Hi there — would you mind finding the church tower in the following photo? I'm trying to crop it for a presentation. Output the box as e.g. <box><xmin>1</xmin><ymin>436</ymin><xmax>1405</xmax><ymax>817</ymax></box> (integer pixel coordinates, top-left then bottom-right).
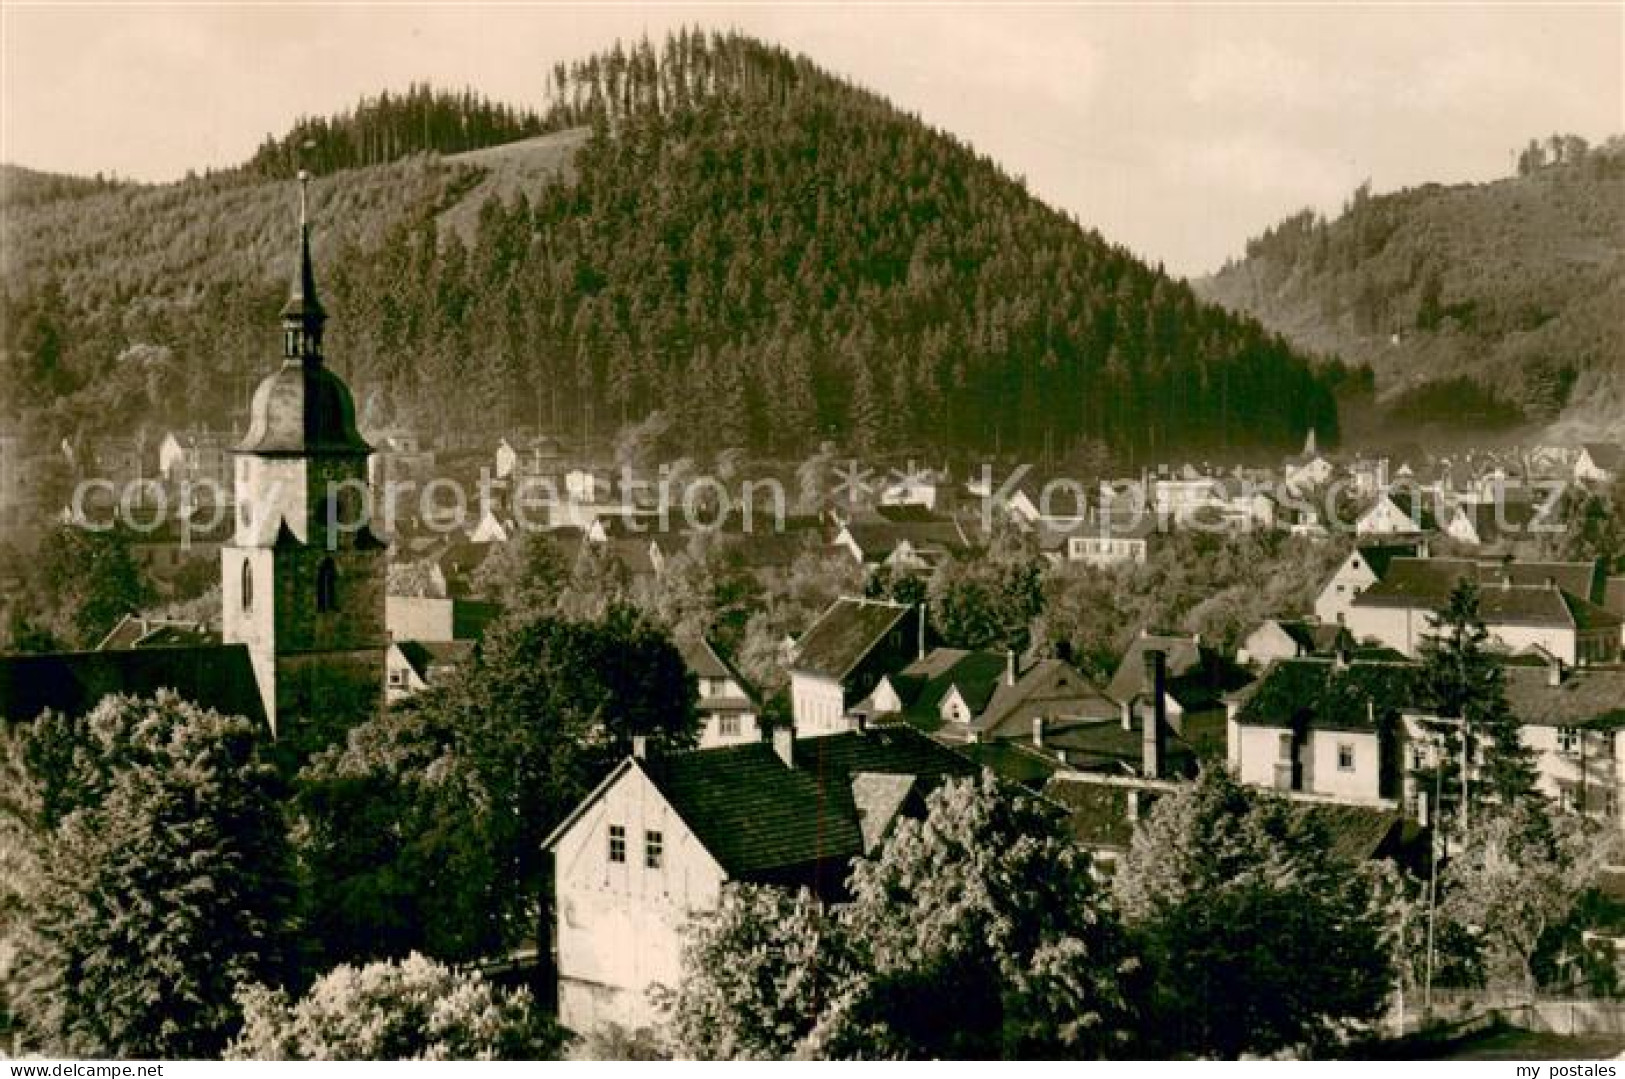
<box><xmin>223</xmin><ymin>172</ymin><xmax>386</xmax><ymax>742</ymax></box>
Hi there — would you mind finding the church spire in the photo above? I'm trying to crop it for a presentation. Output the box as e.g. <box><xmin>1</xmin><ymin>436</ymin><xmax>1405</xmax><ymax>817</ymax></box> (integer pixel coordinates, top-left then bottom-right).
<box><xmin>280</xmin><ymin>169</ymin><xmax>326</xmax><ymax>364</ymax></box>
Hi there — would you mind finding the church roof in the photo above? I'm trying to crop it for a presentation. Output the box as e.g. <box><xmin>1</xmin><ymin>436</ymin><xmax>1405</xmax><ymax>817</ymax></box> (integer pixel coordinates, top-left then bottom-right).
<box><xmin>238</xmin><ymin>178</ymin><xmax>368</xmax><ymax>458</ymax></box>
<box><xmin>0</xmin><ymin>644</ymin><xmax>266</xmax><ymax>727</ymax></box>
<box><xmin>237</xmin><ymin>361</ymin><xmax>371</xmax><ymax>457</ymax></box>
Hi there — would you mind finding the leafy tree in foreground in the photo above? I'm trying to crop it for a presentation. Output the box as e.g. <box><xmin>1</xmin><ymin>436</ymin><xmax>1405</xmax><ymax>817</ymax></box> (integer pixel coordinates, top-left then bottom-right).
<box><xmin>291</xmin><ymin>701</ymin><xmax>493</xmax><ymax>965</ymax></box>
<box><xmin>813</xmin><ymin>772</ymin><xmax>1136</xmax><ymax>1060</ymax></box>
<box><xmin>665</xmin><ymin>773</ymin><xmax>1133</xmax><ymax>1060</ymax></box>
<box><xmin>663</xmin><ymin>885</ymin><xmax>849</xmax><ymax>1060</ymax></box>
<box><xmin>1114</xmin><ymin>768</ymin><xmax>1391</xmax><ymax>1058</ymax></box>
<box><xmin>226</xmin><ymin>953</ymin><xmax>566</xmax><ymax>1060</ymax></box>
<box><xmin>1440</xmin><ymin>803</ymin><xmax>1604</xmax><ymax>994</ymax></box>
<box><xmin>3</xmin><ymin>693</ymin><xmax>297</xmax><ymax>1058</ymax></box>
<box><xmin>294</xmin><ymin>607</ymin><xmax>697</xmax><ymax>966</ymax></box>
<box><xmin>32</xmin><ymin>522</ymin><xmax>153</xmax><ymax>648</ymax></box>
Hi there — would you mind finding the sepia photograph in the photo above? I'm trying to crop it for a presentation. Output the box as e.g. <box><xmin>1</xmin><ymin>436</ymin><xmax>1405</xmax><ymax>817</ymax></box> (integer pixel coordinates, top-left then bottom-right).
<box><xmin>1</xmin><ymin>0</ymin><xmax>1623</xmax><ymax>1064</ymax></box>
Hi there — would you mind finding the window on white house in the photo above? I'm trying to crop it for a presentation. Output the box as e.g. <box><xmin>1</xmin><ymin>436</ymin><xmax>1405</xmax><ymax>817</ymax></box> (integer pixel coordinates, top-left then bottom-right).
<box><xmin>608</xmin><ymin>825</ymin><xmax>626</xmax><ymax>864</ymax></box>
<box><xmin>1338</xmin><ymin>744</ymin><xmax>1355</xmax><ymax>772</ymax></box>
<box><xmin>1558</xmin><ymin>728</ymin><xmax>1581</xmax><ymax>756</ymax></box>
<box><xmin>645</xmin><ymin>830</ymin><xmax>664</xmax><ymax>870</ymax></box>
<box><xmin>388</xmin><ymin>668</ymin><xmax>405</xmax><ymax>687</ymax></box>
<box><xmin>719</xmin><ymin>714</ymin><xmax>741</xmax><ymax>737</ymax></box>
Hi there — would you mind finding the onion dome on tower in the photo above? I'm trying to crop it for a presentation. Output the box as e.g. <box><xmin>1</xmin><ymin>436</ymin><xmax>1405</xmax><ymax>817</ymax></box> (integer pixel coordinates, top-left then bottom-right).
<box><xmin>238</xmin><ymin>170</ymin><xmax>370</xmax><ymax>457</ymax></box>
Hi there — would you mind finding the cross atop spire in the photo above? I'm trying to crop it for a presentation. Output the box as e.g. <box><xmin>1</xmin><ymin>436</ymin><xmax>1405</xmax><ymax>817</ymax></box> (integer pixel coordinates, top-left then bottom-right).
<box><xmin>280</xmin><ymin>168</ymin><xmax>326</xmax><ymax>364</ymax></box>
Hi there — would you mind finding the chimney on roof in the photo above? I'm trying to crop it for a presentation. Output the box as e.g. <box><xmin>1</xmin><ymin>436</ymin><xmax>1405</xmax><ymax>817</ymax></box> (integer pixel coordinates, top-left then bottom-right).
<box><xmin>1006</xmin><ymin>649</ymin><xmax>1017</xmax><ymax>687</ymax></box>
<box><xmin>772</xmin><ymin>724</ymin><xmax>795</xmax><ymax>768</ymax></box>
<box><xmin>918</xmin><ymin>602</ymin><xmax>927</xmax><ymax>660</ymax></box>
<box><xmin>1545</xmin><ymin>575</ymin><xmax>1556</xmax><ymax>591</ymax></box>
<box><xmin>1548</xmin><ymin>655</ymin><xmax>1564</xmax><ymax>688</ymax></box>
<box><xmin>1417</xmin><ymin>538</ymin><xmax>1430</xmax><ymax>560</ymax></box>
<box><xmin>1143</xmin><ymin>648</ymin><xmax>1167</xmax><ymax>780</ymax></box>
<box><xmin>632</xmin><ymin>736</ymin><xmax>648</xmax><ymax>761</ymax></box>
<box><xmin>1032</xmin><ymin>716</ymin><xmax>1045</xmax><ymax>748</ymax></box>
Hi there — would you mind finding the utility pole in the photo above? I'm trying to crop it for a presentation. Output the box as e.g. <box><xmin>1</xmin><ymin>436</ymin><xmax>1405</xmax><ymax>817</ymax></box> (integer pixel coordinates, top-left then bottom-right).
<box><xmin>1424</xmin><ymin>752</ymin><xmax>1444</xmax><ymax>1020</ymax></box>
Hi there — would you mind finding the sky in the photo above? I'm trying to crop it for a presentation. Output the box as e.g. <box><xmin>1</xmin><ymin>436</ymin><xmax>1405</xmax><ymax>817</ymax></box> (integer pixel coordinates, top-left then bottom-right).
<box><xmin>1</xmin><ymin>3</ymin><xmax>1620</xmax><ymax>276</ymax></box>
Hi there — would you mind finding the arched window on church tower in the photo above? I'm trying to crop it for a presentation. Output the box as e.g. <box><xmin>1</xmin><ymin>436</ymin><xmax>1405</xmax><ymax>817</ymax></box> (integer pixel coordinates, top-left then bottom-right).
<box><xmin>241</xmin><ymin>559</ymin><xmax>253</xmax><ymax>612</ymax></box>
<box><xmin>316</xmin><ymin>557</ymin><xmax>338</xmax><ymax>613</ymax></box>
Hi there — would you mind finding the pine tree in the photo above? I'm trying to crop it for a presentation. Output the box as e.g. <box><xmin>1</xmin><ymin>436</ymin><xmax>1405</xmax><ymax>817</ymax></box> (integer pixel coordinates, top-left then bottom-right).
<box><xmin>1416</xmin><ymin>579</ymin><xmax>1543</xmax><ymax>823</ymax></box>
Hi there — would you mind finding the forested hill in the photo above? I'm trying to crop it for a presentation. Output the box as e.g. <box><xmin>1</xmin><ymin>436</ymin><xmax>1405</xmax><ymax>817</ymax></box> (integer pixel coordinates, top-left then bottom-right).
<box><xmin>3</xmin><ymin>30</ymin><xmax>1339</xmax><ymax>463</ymax></box>
<box><xmin>1199</xmin><ymin>137</ymin><xmax>1625</xmax><ymax>440</ymax></box>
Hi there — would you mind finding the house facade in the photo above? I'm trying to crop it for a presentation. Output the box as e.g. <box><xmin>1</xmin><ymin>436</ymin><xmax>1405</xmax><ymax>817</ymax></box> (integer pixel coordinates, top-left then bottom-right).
<box><xmin>543</xmin><ymin>728</ymin><xmax>973</xmax><ymax>1035</ymax></box>
<box><xmin>1344</xmin><ymin>559</ymin><xmax>1621</xmax><ymax>666</ymax></box>
<box><xmin>1228</xmin><ymin>657</ymin><xmax>1416</xmax><ymax>806</ymax></box>
<box><xmin>679</xmin><ymin>636</ymin><xmax>762</xmax><ymax>747</ymax></box>
<box><xmin>546</xmin><ymin>754</ymin><xmax>732</xmax><ymax>1033</ymax></box>
<box><xmin>1312</xmin><ymin>544</ymin><xmax>1419</xmax><ymax>626</ymax></box>
<box><xmin>1237</xmin><ymin>618</ymin><xmax>1353</xmax><ymax>670</ymax></box>
<box><xmin>787</xmin><ymin>597</ymin><xmax>922</xmax><ymax>735</ymax></box>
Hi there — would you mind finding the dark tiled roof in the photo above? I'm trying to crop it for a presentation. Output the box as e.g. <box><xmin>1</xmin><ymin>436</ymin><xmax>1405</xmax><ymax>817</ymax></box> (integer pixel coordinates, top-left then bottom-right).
<box><xmin>1581</xmin><ymin>443</ymin><xmax>1625</xmax><ymax>471</ymax></box>
<box><xmin>888</xmin><ymin>648</ymin><xmax>1009</xmax><ymax>720</ymax></box>
<box><xmin>1043</xmin><ymin>777</ymin><xmax>1150</xmax><ymax>851</ymax></box>
<box><xmin>1504</xmin><ymin>667</ymin><xmax>1625</xmax><ymax>729</ymax></box>
<box><xmin>1297</xmin><ymin>802</ymin><xmax>1417</xmax><ymax>865</ymax></box>
<box><xmin>980</xmin><ymin>658</ymin><xmax>1118</xmax><ymax>737</ymax></box>
<box><xmin>643</xmin><ymin>743</ymin><xmax>865</xmax><ymax>877</ymax></box>
<box><xmin>679</xmin><ymin>636</ymin><xmax>761</xmax><ymax>708</ymax></box>
<box><xmin>1107</xmin><ymin>636</ymin><xmax>1250</xmax><ymax>712</ymax></box>
<box><xmin>1235</xmin><ymin>657</ymin><xmax>1422</xmax><ymax>732</ymax></box>
<box><xmin>1453</xmin><ymin>500</ymin><xmax>1554</xmax><ymax>542</ymax></box>
<box><xmin>1040</xmin><ymin>718</ymin><xmax>1198</xmax><ymax>775</ymax></box>
<box><xmin>0</xmin><ymin>644</ymin><xmax>265</xmax><ymax>727</ymax></box>
<box><xmin>873</xmin><ymin>504</ymin><xmax>944</xmax><ymax>524</ymax></box>
<box><xmin>396</xmin><ymin>639</ymin><xmax>473</xmax><ymax>681</ymax></box>
<box><xmin>1484</xmin><ymin>560</ymin><xmax>1603</xmax><ymax>600</ymax></box>
<box><xmin>790</xmin><ymin>597</ymin><xmax>914</xmax><ymax>680</ymax></box>
<box><xmin>953</xmin><ymin>740</ymin><xmax>1060</xmax><ymax>789</ymax></box>
<box><xmin>841</xmin><ymin>511</ymin><xmax>967</xmax><ymax>558</ymax></box>
<box><xmin>635</xmin><ymin>727</ymin><xmax>972</xmax><ymax>879</ymax></box>
<box><xmin>1605</xmin><ymin>577</ymin><xmax>1625</xmax><ymax>618</ymax></box>
<box><xmin>794</xmin><ymin>726</ymin><xmax>978</xmax><ymax>789</ymax></box>
<box><xmin>1268</xmin><ymin>619</ymin><xmax>1353</xmax><ymax>656</ymax></box>
<box><xmin>1354</xmin><ymin>543</ymin><xmax>1421</xmax><ymax>580</ymax></box>
<box><xmin>678</xmin><ymin>636</ymin><xmax>731</xmax><ymax>680</ymax></box>
<box><xmin>716</xmin><ymin>530</ymin><xmax>818</xmax><ymax>571</ymax></box>
<box><xmin>1357</xmin><ymin>557</ymin><xmax>1602</xmax><ymax>607</ymax></box>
